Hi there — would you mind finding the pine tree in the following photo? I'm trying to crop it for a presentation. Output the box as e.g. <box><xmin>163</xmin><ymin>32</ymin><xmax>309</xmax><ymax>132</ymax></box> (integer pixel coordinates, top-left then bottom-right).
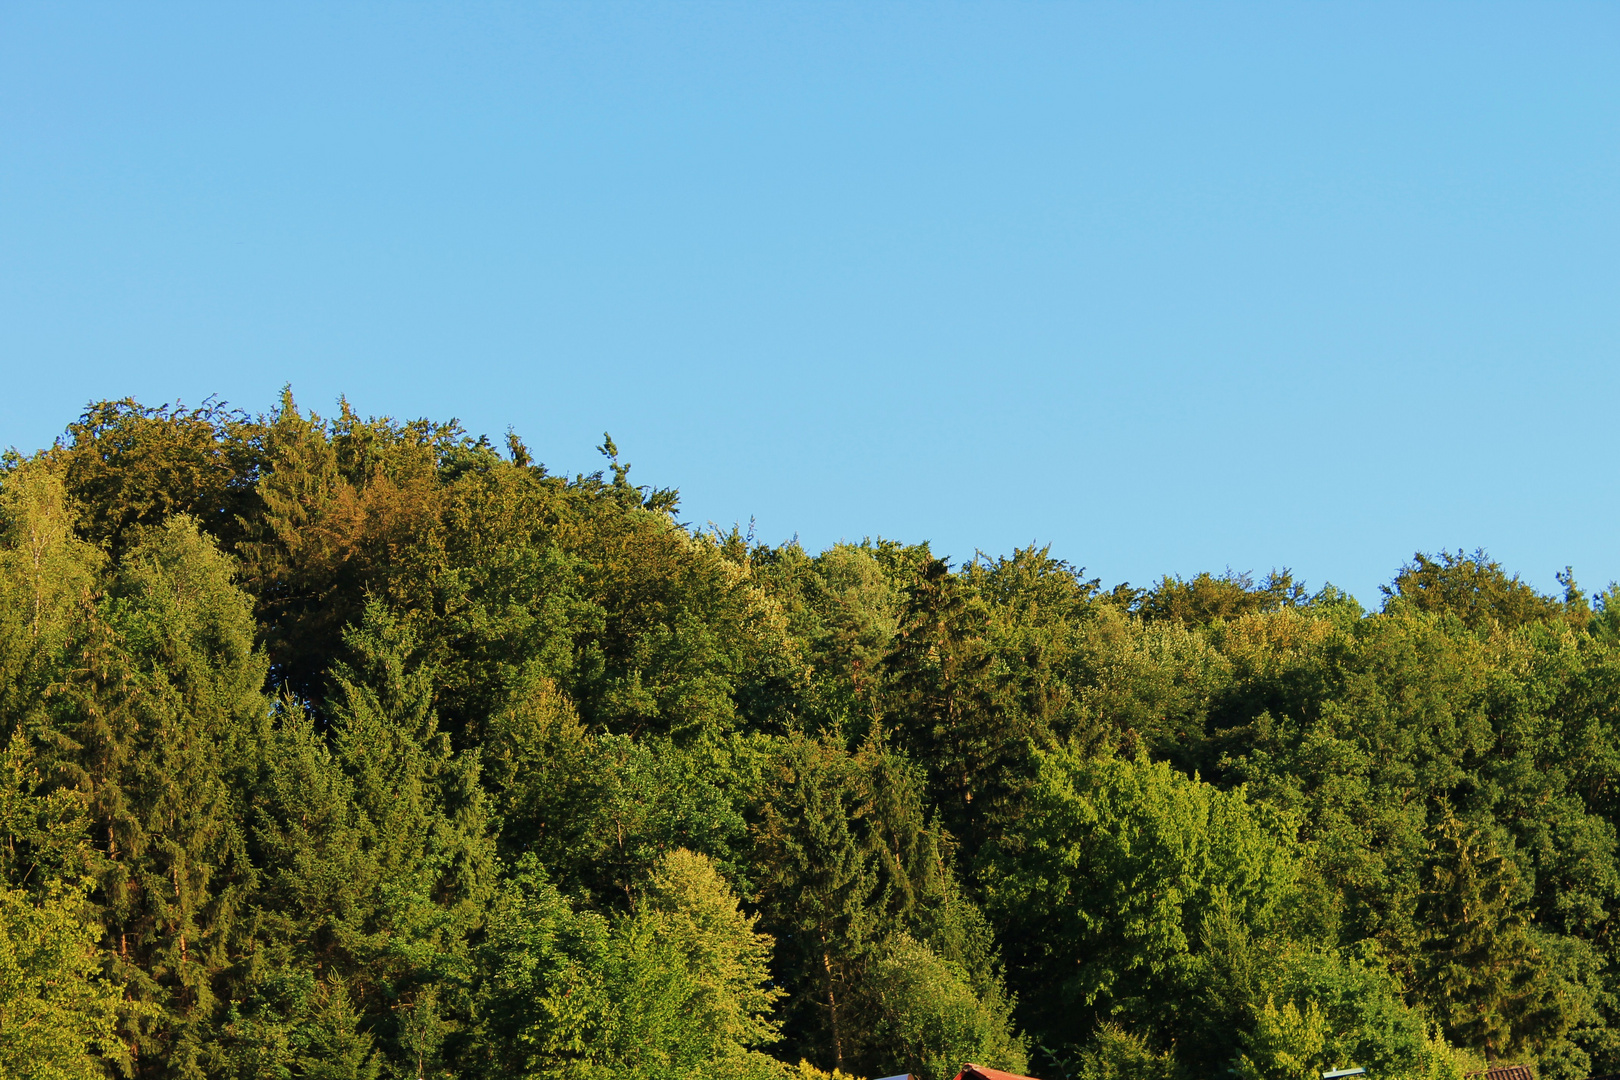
<box><xmin>257</xmin><ymin>600</ymin><xmax>493</xmax><ymax>1077</ymax></box>
<box><xmin>884</xmin><ymin>558</ymin><xmax>1021</xmax><ymax>858</ymax></box>
<box><xmin>751</xmin><ymin>736</ymin><xmax>882</xmax><ymax>1071</ymax></box>
<box><xmin>1417</xmin><ymin>812</ymin><xmax>1570</xmax><ymax>1062</ymax></box>
<box><xmin>32</xmin><ymin>516</ymin><xmax>266</xmax><ymax>1077</ymax></box>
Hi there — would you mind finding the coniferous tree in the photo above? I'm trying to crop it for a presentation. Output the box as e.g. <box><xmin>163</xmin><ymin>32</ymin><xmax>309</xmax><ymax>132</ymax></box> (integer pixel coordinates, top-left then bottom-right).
<box><xmin>885</xmin><ymin>558</ymin><xmax>1022</xmax><ymax>859</ymax></box>
<box><xmin>18</xmin><ymin>515</ymin><xmax>267</xmax><ymax>1077</ymax></box>
<box><xmin>1418</xmin><ymin>812</ymin><xmax>1571</xmax><ymax>1062</ymax></box>
<box><xmin>750</xmin><ymin>736</ymin><xmax>881</xmax><ymax>1072</ymax></box>
<box><xmin>21</xmin><ymin>395</ymin><xmax>1620</xmax><ymax>1080</ymax></box>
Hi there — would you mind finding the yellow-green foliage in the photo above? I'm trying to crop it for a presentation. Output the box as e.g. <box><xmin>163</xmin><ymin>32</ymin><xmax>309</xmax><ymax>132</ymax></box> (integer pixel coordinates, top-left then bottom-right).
<box><xmin>0</xmin><ymin>884</ymin><xmax>125</xmax><ymax>1080</ymax></box>
<box><xmin>788</xmin><ymin>1061</ymin><xmax>868</xmax><ymax>1080</ymax></box>
<box><xmin>3</xmin><ymin>397</ymin><xmax>1619</xmax><ymax>1080</ymax></box>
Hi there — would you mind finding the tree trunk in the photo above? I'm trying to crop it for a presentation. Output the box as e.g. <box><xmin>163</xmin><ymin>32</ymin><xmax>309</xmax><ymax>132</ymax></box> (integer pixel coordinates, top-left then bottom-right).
<box><xmin>821</xmin><ymin>930</ymin><xmax>843</xmax><ymax>1070</ymax></box>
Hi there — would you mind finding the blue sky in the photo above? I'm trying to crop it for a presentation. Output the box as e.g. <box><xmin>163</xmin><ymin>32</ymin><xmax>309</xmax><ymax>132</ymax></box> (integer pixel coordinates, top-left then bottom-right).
<box><xmin>2</xmin><ymin>3</ymin><xmax>1617</xmax><ymax>603</ymax></box>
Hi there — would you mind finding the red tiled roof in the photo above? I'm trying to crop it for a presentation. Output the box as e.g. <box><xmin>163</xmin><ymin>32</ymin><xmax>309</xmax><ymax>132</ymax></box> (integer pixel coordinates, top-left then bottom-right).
<box><xmin>1466</xmin><ymin>1068</ymin><xmax>1533</xmax><ymax>1080</ymax></box>
<box><xmin>951</xmin><ymin>1065</ymin><xmax>1041</xmax><ymax>1080</ymax></box>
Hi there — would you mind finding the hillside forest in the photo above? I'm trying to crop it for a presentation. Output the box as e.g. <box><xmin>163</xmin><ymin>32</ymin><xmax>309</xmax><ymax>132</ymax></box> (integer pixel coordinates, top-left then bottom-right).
<box><xmin>7</xmin><ymin>395</ymin><xmax>1620</xmax><ymax>1080</ymax></box>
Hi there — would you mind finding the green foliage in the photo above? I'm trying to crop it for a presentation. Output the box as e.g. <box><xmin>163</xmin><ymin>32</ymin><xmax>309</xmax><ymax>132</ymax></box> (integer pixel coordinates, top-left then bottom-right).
<box><xmin>1384</xmin><ymin>549</ymin><xmax>1571</xmax><ymax>631</ymax></box>
<box><xmin>643</xmin><ymin>847</ymin><xmax>783</xmax><ymax>1038</ymax></box>
<box><xmin>867</xmin><ymin>933</ymin><xmax>1027</xmax><ymax>1080</ymax></box>
<box><xmin>16</xmin><ymin>394</ymin><xmax>1620</xmax><ymax>1080</ymax></box>
<box><xmin>212</xmin><ymin>971</ymin><xmax>379</xmax><ymax>1080</ymax></box>
<box><xmin>46</xmin><ymin>397</ymin><xmax>261</xmax><ymax>558</ymax></box>
<box><xmin>251</xmin><ymin>600</ymin><xmax>494</xmax><ymax>1076</ymax></box>
<box><xmin>987</xmin><ymin>751</ymin><xmax>1303</xmax><ymax>1055</ymax></box>
<box><xmin>1071</xmin><ymin>1025</ymin><xmax>1176</xmax><ymax>1080</ymax></box>
<box><xmin>1135</xmin><ymin>569</ymin><xmax>1307</xmax><ymax>627</ymax></box>
<box><xmin>1417</xmin><ymin>812</ymin><xmax>1572</xmax><ymax>1061</ymax></box>
<box><xmin>1069</xmin><ymin>605</ymin><xmax>1232</xmax><ymax>766</ymax></box>
<box><xmin>0</xmin><ymin>882</ymin><xmax>128</xmax><ymax>1079</ymax></box>
<box><xmin>5</xmin><ymin>512</ymin><xmax>270</xmax><ymax>1076</ymax></box>
<box><xmin>749</xmin><ymin>734</ymin><xmax>890</xmax><ymax>1070</ymax></box>
<box><xmin>0</xmin><ymin>734</ymin><xmax>131</xmax><ymax>1079</ymax></box>
<box><xmin>1226</xmin><ymin>942</ymin><xmax>1459</xmax><ymax>1080</ymax></box>
<box><xmin>498</xmin><ymin>725</ymin><xmax>756</xmax><ymax>904</ymax></box>
<box><xmin>465</xmin><ymin>850</ymin><xmax>782</xmax><ymax>1080</ymax></box>
<box><xmin>885</xmin><ymin>557</ymin><xmax>1023</xmax><ymax>856</ymax></box>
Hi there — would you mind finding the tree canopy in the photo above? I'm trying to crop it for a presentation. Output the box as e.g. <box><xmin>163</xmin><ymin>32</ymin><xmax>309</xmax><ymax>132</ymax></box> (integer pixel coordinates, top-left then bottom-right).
<box><xmin>3</xmin><ymin>393</ymin><xmax>1618</xmax><ymax>1080</ymax></box>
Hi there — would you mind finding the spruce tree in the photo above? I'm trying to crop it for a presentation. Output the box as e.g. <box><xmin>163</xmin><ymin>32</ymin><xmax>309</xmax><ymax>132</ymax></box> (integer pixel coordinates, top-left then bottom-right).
<box><xmin>26</xmin><ymin>516</ymin><xmax>267</xmax><ymax>1077</ymax></box>
<box><xmin>884</xmin><ymin>558</ymin><xmax>1021</xmax><ymax>858</ymax></box>
<box><xmin>1417</xmin><ymin>812</ymin><xmax>1570</xmax><ymax>1061</ymax></box>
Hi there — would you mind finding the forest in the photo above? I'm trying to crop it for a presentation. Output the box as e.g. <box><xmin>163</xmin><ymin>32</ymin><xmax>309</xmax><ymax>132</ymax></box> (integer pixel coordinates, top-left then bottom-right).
<box><xmin>5</xmin><ymin>393</ymin><xmax>1620</xmax><ymax>1080</ymax></box>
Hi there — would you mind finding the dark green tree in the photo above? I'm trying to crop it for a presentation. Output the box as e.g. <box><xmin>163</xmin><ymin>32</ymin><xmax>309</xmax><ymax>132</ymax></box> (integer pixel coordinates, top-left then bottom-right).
<box><xmin>885</xmin><ymin>558</ymin><xmax>1023</xmax><ymax>858</ymax></box>
<box><xmin>1417</xmin><ymin>811</ymin><xmax>1571</xmax><ymax>1062</ymax></box>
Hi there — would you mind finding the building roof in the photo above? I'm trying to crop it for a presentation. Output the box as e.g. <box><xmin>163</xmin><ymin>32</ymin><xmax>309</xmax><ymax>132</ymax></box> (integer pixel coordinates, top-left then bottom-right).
<box><xmin>1466</xmin><ymin>1068</ymin><xmax>1533</xmax><ymax>1080</ymax></box>
<box><xmin>949</xmin><ymin>1065</ymin><xmax>1041</xmax><ymax>1080</ymax></box>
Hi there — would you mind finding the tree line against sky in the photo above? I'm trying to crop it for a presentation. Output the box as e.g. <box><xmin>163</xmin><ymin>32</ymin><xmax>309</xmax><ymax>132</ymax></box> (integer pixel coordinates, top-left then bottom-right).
<box><xmin>4</xmin><ymin>393</ymin><xmax>1619</xmax><ymax>1080</ymax></box>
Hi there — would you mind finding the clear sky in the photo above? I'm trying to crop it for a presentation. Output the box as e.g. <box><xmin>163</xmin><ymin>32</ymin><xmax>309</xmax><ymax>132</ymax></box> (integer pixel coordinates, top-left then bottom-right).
<box><xmin>2</xmin><ymin>3</ymin><xmax>1617</xmax><ymax>604</ymax></box>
